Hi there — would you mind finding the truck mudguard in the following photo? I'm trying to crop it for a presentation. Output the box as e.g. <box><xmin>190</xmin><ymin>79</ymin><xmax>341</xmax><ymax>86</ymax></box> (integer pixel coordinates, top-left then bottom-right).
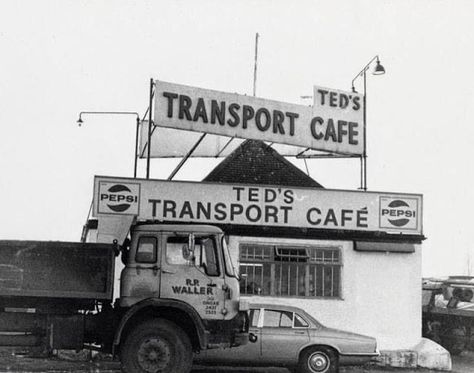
<box><xmin>114</xmin><ymin>298</ymin><xmax>208</xmax><ymax>350</ymax></box>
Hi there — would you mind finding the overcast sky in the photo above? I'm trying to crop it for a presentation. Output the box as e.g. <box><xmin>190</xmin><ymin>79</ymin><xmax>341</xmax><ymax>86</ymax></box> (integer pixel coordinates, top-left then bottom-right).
<box><xmin>0</xmin><ymin>0</ymin><xmax>472</xmax><ymax>276</ymax></box>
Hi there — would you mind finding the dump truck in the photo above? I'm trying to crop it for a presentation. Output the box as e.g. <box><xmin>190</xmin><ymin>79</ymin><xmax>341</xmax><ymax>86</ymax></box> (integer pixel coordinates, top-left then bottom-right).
<box><xmin>0</xmin><ymin>176</ymin><xmax>249</xmax><ymax>373</ymax></box>
<box><xmin>422</xmin><ymin>276</ymin><xmax>474</xmax><ymax>355</ymax></box>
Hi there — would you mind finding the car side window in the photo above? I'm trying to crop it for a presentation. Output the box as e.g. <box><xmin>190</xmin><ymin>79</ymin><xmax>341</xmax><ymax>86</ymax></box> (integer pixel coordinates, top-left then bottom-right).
<box><xmin>294</xmin><ymin>313</ymin><xmax>309</xmax><ymax>328</ymax></box>
<box><xmin>249</xmin><ymin>309</ymin><xmax>260</xmax><ymax>327</ymax></box>
<box><xmin>263</xmin><ymin>310</ymin><xmax>293</xmax><ymax>328</ymax></box>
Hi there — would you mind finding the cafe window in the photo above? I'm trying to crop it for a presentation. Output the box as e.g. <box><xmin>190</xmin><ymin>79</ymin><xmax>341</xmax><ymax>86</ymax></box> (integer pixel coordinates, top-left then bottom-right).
<box><xmin>239</xmin><ymin>244</ymin><xmax>341</xmax><ymax>298</ymax></box>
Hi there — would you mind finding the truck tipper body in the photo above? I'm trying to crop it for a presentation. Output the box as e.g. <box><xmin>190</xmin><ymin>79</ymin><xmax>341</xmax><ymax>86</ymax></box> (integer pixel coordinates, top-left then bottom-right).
<box><xmin>0</xmin><ymin>176</ymin><xmax>249</xmax><ymax>373</ymax></box>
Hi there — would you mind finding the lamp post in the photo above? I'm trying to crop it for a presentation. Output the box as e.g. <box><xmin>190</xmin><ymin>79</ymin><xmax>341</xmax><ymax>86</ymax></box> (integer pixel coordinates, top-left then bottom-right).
<box><xmin>351</xmin><ymin>56</ymin><xmax>385</xmax><ymax>191</ymax></box>
<box><xmin>76</xmin><ymin>111</ymin><xmax>141</xmax><ymax>178</ymax></box>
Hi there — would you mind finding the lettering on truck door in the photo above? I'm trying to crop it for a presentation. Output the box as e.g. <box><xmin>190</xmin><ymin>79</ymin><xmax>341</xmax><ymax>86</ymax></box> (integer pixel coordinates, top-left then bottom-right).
<box><xmin>160</xmin><ymin>233</ymin><xmax>226</xmax><ymax>319</ymax></box>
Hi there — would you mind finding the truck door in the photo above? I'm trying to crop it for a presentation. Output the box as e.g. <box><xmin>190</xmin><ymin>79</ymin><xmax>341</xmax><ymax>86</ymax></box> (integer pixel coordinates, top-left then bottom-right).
<box><xmin>120</xmin><ymin>233</ymin><xmax>161</xmax><ymax>304</ymax></box>
<box><xmin>160</xmin><ymin>233</ymin><xmax>227</xmax><ymax>320</ymax></box>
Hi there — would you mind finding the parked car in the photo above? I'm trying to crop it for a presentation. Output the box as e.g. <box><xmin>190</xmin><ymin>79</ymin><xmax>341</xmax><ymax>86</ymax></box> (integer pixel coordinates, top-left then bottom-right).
<box><xmin>194</xmin><ymin>303</ymin><xmax>378</xmax><ymax>373</ymax></box>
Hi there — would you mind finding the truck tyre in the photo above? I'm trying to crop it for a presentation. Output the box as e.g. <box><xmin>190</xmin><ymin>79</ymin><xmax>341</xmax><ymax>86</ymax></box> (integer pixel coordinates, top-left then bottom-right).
<box><xmin>298</xmin><ymin>347</ymin><xmax>338</xmax><ymax>373</ymax></box>
<box><xmin>121</xmin><ymin>319</ymin><xmax>192</xmax><ymax>373</ymax></box>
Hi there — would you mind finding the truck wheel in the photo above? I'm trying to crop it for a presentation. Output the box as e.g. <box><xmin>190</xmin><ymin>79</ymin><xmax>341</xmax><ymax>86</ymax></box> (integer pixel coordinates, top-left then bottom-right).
<box><xmin>121</xmin><ymin>319</ymin><xmax>192</xmax><ymax>373</ymax></box>
<box><xmin>298</xmin><ymin>347</ymin><xmax>338</xmax><ymax>373</ymax></box>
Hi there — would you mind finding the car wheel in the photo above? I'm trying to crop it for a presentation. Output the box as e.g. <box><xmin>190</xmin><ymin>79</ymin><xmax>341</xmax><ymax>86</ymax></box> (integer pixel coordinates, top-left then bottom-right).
<box><xmin>298</xmin><ymin>347</ymin><xmax>338</xmax><ymax>373</ymax></box>
<box><xmin>121</xmin><ymin>318</ymin><xmax>192</xmax><ymax>373</ymax></box>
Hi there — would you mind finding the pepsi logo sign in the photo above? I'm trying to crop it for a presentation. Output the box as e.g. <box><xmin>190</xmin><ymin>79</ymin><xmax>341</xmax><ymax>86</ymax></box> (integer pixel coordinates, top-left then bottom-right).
<box><xmin>97</xmin><ymin>182</ymin><xmax>140</xmax><ymax>215</ymax></box>
<box><xmin>379</xmin><ymin>197</ymin><xmax>418</xmax><ymax>230</ymax></box>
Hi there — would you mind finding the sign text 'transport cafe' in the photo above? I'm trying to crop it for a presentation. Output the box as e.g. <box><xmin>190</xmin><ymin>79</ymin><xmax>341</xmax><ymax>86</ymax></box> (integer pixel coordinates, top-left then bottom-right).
<box><xmin>152</xmin><ymin>80</ymin><xmax>365</xmax><ymax>155</ymax></box>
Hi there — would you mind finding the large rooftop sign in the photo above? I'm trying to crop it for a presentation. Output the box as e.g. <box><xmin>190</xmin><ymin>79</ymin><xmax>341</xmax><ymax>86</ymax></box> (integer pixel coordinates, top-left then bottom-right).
<box><xmin>93</xmin><ymin>176</ymin><xmax>423</xmax><ymax>236</ymax></box>
<box><xmin>150</xmin><ymin>80</ymin><xmax>364</xmax><ymax>156</ymax></box>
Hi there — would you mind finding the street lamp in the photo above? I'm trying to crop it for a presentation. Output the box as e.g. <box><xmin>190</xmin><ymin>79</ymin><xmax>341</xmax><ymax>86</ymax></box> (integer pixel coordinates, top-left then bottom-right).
<box><xmin>351</xmin><ymin>55</ymin><xmax>386</xmax><ymax>191</ymax></box>
<box><xmin>76</xmin><ymin>111</ymin><xmax>141</xmax><ymax>178</ymax></box>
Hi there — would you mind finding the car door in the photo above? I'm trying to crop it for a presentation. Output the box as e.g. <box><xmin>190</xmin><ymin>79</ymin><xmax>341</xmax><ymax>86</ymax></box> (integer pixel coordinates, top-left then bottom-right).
<box><xmin>197</xmin><ymin>308</ymin><xmax>262</xmax><ymax>365</ymax></box>
<box><xmin>260</xmin><ymin>308</ymin><xmax>310</xmax><ymax>365</ymax></box>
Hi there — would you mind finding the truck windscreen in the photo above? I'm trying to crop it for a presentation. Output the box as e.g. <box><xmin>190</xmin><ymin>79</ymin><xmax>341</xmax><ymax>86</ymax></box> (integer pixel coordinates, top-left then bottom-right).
<box><xmin>221</xmin><ymin>236</ymin><xmax>237</xmax><ymax>278</ymax></box>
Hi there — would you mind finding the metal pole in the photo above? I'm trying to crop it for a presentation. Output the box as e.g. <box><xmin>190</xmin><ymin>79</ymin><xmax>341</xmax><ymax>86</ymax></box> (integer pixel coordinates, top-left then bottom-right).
<box><xmin>134</xmin><ymin>116</ymin><xmax>140</xmax><ymax>178</ymax></box>
<box><xmin>168</xmin><ymin>133</ymin><xmax>207</xmax><ymax>180</ymax></box>
<box><xmin>351</xmin><ymin>55</ymin><xmax>385</xmax><ymax>190</ymax></box>
<box><xmin>147</xmin><ymin>78</ymin><xmax>153</xmax><ymax>179</ymax></box>
<box><xmin>363</xmin><ymin>70</ymin><xmax>367</xmax><ymax>191</ymax></box>
<box><xmin>253</xmin><ymin>33</ymin><xmax>259</xmax><ymax>97</ymax></box>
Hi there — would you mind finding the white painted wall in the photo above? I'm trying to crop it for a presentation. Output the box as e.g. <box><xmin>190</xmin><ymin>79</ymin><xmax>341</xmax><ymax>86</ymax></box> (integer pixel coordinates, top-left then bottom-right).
<box><xmin>228</xmin><ymin>235</ymin><xmax>422</xmax><ymax>351</ymax></box>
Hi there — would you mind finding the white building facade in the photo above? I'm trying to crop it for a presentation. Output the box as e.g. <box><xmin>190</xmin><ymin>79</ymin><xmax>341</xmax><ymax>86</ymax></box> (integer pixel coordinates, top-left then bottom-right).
<box><xmin>229</xmin><ymin>235</ymin><xmax>422</xmax><ymax>350</ymax></box>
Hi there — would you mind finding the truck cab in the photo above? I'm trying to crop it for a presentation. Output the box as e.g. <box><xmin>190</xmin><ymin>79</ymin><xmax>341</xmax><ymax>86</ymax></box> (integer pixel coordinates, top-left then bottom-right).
<box><xmin>120</xmin><ymin>223</ymin><xmax>242</xmax><ymax>323</ymax></box>
<box><xmin>113</xmin><ymin>223</ymin><xmax>248</xmax><ymax>372</ymax></box>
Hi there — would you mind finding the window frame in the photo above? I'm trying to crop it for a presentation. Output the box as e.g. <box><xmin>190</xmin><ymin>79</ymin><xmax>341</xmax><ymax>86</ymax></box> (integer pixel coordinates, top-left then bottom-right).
<box><xmin>293</xmin><ymin>312</ymin><xmax>310</xmax><ymax>328</ymax></box>
<box><xmin>164</xmin><ymin>234</ymin><xmax>193</xmax><ymax>266</ymax></box>
<box><xmin>249</xmin><ymin>308</ymin><xmax>262</xmax><ymax>328</ymax></box>
<box><xmin>239</xmin><ymin>242</ymin><xmax>342</xmax><ymax>299</ymax></box>
<box><xmin>195</xmin><ymin>234</ymin><xmax>221</xmax><ymax>277</ymax></box>
<box><xmin>163</xmin><ymin>233</ymin><xmax>222</xmax><ymax>277</ymax></box>
<box><xmin>135</xmin><ymin>235</ymin><xmax>158</xmax><ymax>264</ymax></box>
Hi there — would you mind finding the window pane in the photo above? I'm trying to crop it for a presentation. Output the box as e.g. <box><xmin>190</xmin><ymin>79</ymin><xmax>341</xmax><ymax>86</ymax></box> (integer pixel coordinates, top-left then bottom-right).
<box><xmin>263</xmin><ymin>310</ymin><xmax>292</xmax><ymax>328</ymax></box>
<box><xmin>315</xmin><ymin>265</ymin><xmax>324</xmax><ymax>297</ymax></box>
<box><xmin>136</xmin><ymin>236</ymin><xmax>157</xmax><ymax>263</ymax></box>
<box><xmin>275</xmin><ymin>247</ymin><xmax>308</xmax><ymax>262</ymax></box>
<box><xmin>196</xmin><ymin>236</ymin><xmax>219</xmax><ymax>276</ymax></box>
<box><xmin>263</xmin><ymin>310</ymin><xmax>281</xmax><ymax>327</ymax></box>
<box><xmin>280</xmin><ymin>311</ymin><xmax>293</xmax><ymax>327</ymax></box>
<box><xmin>249</xmin><ymin>309</ymin><xmax>260</xmax><ymax>327</ymax></box>
<box><xmin>221</xmin><ymin>237</ymin><xmax>235</xmax><ymax>277</ymax></box>
<box><xmin>296</xmin><ymin>264</ymin><xmax>306</xmax><ymax>296</ymax></box>
<box><xmin>240</xmin><ymin>245</ymin><xmax>273</xmax><ymax>261</ymax></box>
<box><xmin>239</xmin><ymin>244</ymin><xmax>341</xmax><ymax>299</ymax></box>
<box><xmin>274</xmin><ymin>263</ymin><xmax>307</xmax><ymax>296</ymax></box>
<box><xmin>294</xmin><ymin>313</ymin><xmax>309</xmax><ymax>328</ymax></box>
<box><xmin>240</xmin><ymin>261</ymin><xmax>272</xmax><ymax>296</ymax></box>
<box><xmin>166</xmin><ymin>235</ymin><xmax>190</xmax><ymax>265</ymax></box>
<box><xmin>323</xmin><ymin>266</ymin><xmax>332</xmax><ymax>297</ymax></box>
<box><xmin>332</xmin><ymin>266</ymin><xmax>340</xmax><ymax>297</ymax></box>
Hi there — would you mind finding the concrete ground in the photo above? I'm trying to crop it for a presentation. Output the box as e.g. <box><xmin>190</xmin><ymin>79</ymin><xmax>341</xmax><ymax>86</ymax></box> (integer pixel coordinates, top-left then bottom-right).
<box><xmin>0</xmin><ymin>348</ymin><xmax>472</xmax><ymax>372</ymax></box>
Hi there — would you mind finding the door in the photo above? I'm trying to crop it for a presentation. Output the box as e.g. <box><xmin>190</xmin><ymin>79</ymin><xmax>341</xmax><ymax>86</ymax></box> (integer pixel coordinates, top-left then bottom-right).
<box><xmin>159</xmin><ymin>233</ymin><xmax>227</xmax><ymax>320</ymax></box>
<box><xmin>260</xmin><ymin>309</ymin><xmax>310</xmax><ymax>365</ymax></box>
<box><xmin>120</xmin><ymin>233</ymin><xmax>161</xmax><ymax>304</ymax></box>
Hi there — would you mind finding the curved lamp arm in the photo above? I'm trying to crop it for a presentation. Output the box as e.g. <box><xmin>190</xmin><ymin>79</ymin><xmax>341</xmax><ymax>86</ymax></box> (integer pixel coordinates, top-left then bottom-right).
<box><xmin>351</xmin><ymin>55</ymin><xmax>384</xmax><ymax>92</ymax></box>
<box><xmin>76</xmin><ymin>111</ymin><xmax>141</xmax><ymax>178</ymax></box>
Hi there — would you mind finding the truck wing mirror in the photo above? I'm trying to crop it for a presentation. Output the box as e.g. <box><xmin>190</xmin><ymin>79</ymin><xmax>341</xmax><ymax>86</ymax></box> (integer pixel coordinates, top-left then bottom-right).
<box><xmin>182</xmin><ymin>244</ymin><xmax>195</xmax><ymax>262</ymax></box>
<box><xmin>182</xmin><ymin>234</ymin><xmax>195</xmax><ymax>263</ymax></box>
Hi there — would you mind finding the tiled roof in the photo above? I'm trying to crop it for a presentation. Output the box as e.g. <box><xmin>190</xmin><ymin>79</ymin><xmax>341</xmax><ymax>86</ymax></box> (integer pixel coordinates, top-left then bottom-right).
<box><xmin>203</xmin><ymin>140</ymin><xmax>323</xmax><ymax>188</ymax></box>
